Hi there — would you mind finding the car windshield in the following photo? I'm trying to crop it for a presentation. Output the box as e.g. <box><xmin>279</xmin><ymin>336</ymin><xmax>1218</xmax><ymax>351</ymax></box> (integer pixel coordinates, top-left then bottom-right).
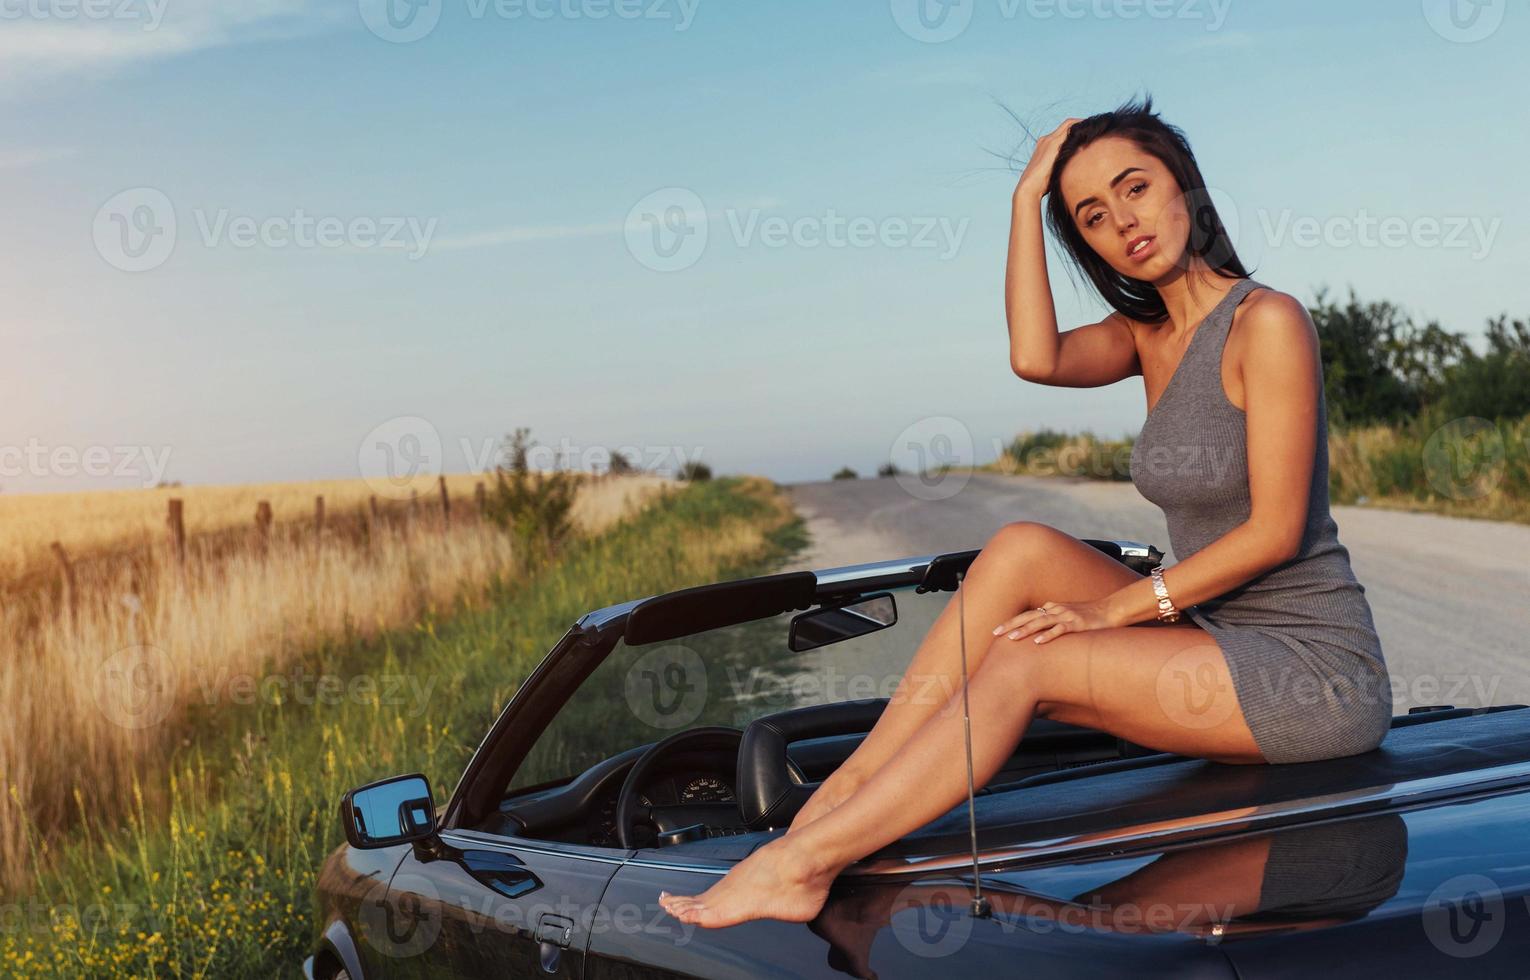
<box><xmin>509</xmin><ymin>581</ymin><xmax>949</xmax><ymax>792</ymax></box>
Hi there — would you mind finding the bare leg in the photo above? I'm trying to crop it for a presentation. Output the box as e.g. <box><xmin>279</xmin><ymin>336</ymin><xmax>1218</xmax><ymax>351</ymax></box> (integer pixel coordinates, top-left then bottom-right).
<box><xmin>659</xmin><ymin>623</ymin><xmax>1263</xmax><ymax>927</ymax></box>
<box><xmin>790</xmin><ymin>522</ymin><xmax>1149</xmax><ymax>830</ymax></box>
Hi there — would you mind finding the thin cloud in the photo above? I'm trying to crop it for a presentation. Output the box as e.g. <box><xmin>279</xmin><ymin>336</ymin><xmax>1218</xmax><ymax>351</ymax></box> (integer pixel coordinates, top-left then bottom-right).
<box><xmin>0</xmin><ymin>1</ymin><xmax>349</xmax><ymax>87</ymax></box>
<box><xmin>428</xmin><ymin>221</ymin><xmax>626</xmax><ymax>252</ymax></box>
<box><xmin>1170</xmin><ymin>30</ymin><xmax>1258</xmax><ymax>54</ymax></box>
<box><xmin>0</xmin><ymin>146</ymin><xmax>75</xmax><ymax>169</ymax></box>
<box><xmin>425</xmin><ymin>199</ymin><xmax>785</xmax><ymax>254</ymax></box>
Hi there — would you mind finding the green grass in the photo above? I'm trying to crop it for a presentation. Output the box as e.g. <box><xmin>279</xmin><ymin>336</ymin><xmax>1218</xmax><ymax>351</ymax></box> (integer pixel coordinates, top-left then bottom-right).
<box><xmin>4</xmin><ymin>475</ymin><xmax>805</xmax><ymax>978</ymax></box>
<box><xmin>989</xmin><ymin>412</ymin><xmax>1530</xmax><ymax>523</ymax></box>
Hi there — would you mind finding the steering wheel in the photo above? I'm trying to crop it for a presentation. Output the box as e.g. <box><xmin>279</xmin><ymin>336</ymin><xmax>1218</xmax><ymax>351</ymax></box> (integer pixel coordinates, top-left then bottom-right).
<box><xmin>736</xmin><ymin>698</ymin><xmax>888</xmax><ymax>831</ymax></box>
<box><xmin>615</xmin><ymin>726</ymin><xmax>805</xmax><ymax>849</ymax></box>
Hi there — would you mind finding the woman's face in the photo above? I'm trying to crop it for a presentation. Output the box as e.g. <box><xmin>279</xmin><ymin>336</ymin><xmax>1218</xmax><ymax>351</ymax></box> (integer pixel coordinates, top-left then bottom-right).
<box><xmin>1058</xmin><ymin>136</ymin><xmax>1191</xmax><ymax>281</ymax></box>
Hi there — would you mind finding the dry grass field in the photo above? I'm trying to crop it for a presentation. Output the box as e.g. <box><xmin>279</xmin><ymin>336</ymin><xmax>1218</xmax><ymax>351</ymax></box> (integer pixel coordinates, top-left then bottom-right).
<box><xmin>0</xmin><ymin>471</ymin><xmax>677</xmax><ymax>890</ymax></box>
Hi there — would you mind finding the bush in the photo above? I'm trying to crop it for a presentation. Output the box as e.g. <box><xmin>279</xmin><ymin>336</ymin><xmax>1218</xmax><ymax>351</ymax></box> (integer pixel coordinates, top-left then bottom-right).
<box><xmin>482</xmin><ymin>427</ymin><xmax>578</xmax><ymax>562</ymax></box>
<box><xmin>832</xmin><ymin>466</ymin><xmax>858</xmax><ymax>480</ymax></box>
<box><xmin>679</xmin><ymin>460</ymin><xmax>712</xmax><ymax>482</ymax></box>
<box><xmin>1005</xmin><ymin>427</ymin><xmax>1070</xmax><ymax>462</ymax></box>
<box><xmin>1435</xmin><ymin>315</ymin><xmax>1530</xmax><ymax>421</ymax></box>
<box><xmin>607</xmin><ymin>449</ymin><xmax>638</xmax><ymax>475</ymax></box>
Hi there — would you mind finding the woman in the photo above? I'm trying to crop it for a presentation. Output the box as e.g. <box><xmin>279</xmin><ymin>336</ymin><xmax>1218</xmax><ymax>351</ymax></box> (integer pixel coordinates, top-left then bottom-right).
<box><xmin>658</xmin><ymin>95</ymin><xmax>1393</xmax><ymax>929</ymax></box>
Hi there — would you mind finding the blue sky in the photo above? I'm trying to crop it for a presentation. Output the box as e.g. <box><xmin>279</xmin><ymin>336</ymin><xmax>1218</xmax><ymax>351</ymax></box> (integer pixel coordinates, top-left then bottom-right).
<box><xmin>2</xmin><ymin>0</ymin><xmax>1525</xmax><ymax>492</ymax></box>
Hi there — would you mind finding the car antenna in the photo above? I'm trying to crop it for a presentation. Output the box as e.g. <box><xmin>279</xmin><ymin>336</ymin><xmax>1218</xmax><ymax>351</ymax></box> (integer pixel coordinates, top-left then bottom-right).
<box><xmin>956</xmin><ymin>569</ymin><xmax>992</xmax><ymax>919</ymax></box>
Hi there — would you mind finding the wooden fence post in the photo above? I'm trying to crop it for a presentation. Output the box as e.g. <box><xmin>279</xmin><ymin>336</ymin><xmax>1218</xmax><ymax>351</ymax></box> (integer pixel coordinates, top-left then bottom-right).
<box><xmin>166</xmin><ymin>498</ymin><xmax>186</xmax><ymax>567</ymax></box>
<box><xmin>255</xmin><ymin>500</ymin><xmax>273</xmax><ymax>554</ymax></box>
<box><xmin>438</xmin><ymin>476</ymin><xmax>451</xmax><ymax>528</ymax></box>
<box><xmin>475</xmin><ymin>481</ymin><xmax>486</xmax><ymax>518</ymax></box>
<box><xmin>50</xmin><ymin>541</ymin><xmax>77</xmax><ymax>626</ymax></box>
<box><xmin>314</xmin><ymin>495</ymin><xmax>326</xmax><ymax>538</ymax></box>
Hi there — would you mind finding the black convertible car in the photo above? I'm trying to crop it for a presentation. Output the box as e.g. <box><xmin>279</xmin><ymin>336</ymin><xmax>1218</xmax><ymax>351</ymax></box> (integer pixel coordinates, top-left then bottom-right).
<box><xmin>305</xmin><ymin>541</ymin><xmax>1530</xmax><ymax>979</ymax></box>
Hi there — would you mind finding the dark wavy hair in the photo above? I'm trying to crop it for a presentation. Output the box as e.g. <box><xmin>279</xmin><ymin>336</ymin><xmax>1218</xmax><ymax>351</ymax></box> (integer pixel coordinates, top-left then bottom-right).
<box><xmin>1039</xmin><ymin>94</ymin><xmax>1252</xmax><ymax>325</ymax></box>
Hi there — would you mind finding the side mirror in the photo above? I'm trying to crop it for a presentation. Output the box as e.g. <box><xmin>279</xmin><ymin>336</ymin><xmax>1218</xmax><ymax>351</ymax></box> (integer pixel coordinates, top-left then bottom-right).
<box><xmin>788</xmin><ymin>593</ymin><xmax>897</xmax><ymax>653</ymax></box>
<box><xmin>340</xmin><ymin>773</ymin><xmax>438</xmax><ymax>849</ymax></box>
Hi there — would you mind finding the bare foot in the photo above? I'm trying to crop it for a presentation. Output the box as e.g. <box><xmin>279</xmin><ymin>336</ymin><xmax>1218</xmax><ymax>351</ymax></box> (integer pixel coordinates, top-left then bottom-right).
<box><xmin>657</xmin><ymin>836</ymin><xmax>839</xmax><ymax>928</ymax></box>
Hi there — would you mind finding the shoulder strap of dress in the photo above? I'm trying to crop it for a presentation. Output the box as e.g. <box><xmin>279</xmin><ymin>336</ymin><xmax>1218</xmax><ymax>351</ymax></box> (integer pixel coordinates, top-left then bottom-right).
<box><xmin>1201</xmin><ymin>277</ymin><xmax>1264</xmax><ymax>355</ymax></box>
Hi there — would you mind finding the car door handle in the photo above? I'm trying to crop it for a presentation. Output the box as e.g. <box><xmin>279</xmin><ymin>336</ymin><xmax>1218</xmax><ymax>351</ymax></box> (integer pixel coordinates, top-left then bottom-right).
<box><xmin>536</xmin><ymin>913</ymin><xmax>575</xmax><ymax>974</ymax></box>
<box><xmin>461</xmin><ymin>848</ymin><xmax>541</xmax><ymax>899</ymax></box>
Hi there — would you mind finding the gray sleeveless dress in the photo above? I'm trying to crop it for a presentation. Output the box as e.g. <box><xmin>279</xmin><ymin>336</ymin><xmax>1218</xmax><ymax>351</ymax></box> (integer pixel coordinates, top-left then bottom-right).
<box><xmin>1129</xmin><ymin>276</ymin><xmax>1393</xmax><ymax>764</ymax></box>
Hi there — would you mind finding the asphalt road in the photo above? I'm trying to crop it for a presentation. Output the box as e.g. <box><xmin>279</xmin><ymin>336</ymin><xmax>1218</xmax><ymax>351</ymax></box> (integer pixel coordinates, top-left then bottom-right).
<box><xmin>782</xmin><ymin>471</ymin><xmax>1530</xmax><ymax>713</ymax></box>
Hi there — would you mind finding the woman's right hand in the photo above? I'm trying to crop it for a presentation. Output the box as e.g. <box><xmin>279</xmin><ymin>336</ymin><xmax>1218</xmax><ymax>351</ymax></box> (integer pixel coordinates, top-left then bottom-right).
<box><xmin>1015</xmin><ymin>117</ymin><xmax>1082</xmax><ymax>204</ymax></box>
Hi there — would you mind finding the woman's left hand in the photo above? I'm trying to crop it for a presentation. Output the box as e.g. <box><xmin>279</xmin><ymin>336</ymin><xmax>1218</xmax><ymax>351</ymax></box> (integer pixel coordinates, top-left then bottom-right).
<box><xmin>991</xmin><ymin>599</ymin><xmax>1116</xmax><ymax>644</ymax></box>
